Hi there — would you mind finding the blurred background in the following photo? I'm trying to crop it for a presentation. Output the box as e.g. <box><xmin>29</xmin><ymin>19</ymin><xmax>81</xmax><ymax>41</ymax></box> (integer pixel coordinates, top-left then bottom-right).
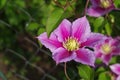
<box><xmin>0</xmin><ymin>0</ymin><xmax>120</xmax><ymax>80</ymax></box>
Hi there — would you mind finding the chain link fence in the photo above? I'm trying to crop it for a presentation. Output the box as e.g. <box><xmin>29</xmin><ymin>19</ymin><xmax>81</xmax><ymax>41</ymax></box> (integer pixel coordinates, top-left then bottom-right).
<box><xmin>0</xmin><ymin>0</ymin><xmax>78</xmax><ymax>80</ymax></box>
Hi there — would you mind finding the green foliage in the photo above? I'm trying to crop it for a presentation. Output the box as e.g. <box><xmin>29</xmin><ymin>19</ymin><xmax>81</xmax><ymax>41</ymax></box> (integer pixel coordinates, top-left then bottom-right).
<box><xmin>105</xmin><ymin>21</ymin><xmax>112</xmax><ymax>36</ymax></box>
<box><xmin>98</xmin><ymin>72</ymin><xmax>111</xmax><ymax>80</ymax></box>
<box><xmin>37</xmin><ymin>27</ymin><xmax>45</xmax><ymax>35</ymax></box>
<box><xmin>0</xmin><ymin>0</ymin><xmax>6</xmax><ymax>9</ymax></box>
<box><xmin>114</xmin><ymin>0</ymin><xmax>120</xmax><ymax>7</ymax></box>
<box><xmin>93</xmin><ymin>17</ymin><xmax>104</xmax><ymax>32</ymax></box>
<box><xmin>26</xmin><ymin>22</ymin><xmax>39</xmax><ymax>31</ymax></box>
<box><xmin>78</xmin><ymin>64</ymin><xmax>94</xmax><ymax>80</ymax></box>
<box><xmin>46</xmin><ymin>7</ymin><xmax>65</xmax><ymax>36</ymax></box>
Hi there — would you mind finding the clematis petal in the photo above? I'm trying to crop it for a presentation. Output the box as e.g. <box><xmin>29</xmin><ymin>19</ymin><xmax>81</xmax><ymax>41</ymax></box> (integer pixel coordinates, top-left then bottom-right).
<box><xmin>102</xmin><ymin>54</ymin><xmax>111</xmax><ymax>65</ymax></box>
<box><xmin>54</xmin><ymin>19</ymin><xmax>71</xmax><ymax>42</ymax></box>
<box><xmin>81</xmin><ymin>33</ymin><xmax>105</xmax><ymax>47</ymax></box>
<box><xmin>112</xmin><ymin>43</ymin><xmax>120</xmax><ymax>55</ymax></box>
<box><xmin>74</xmin><ymin>48</ymin><xmax>95</xmax><ymax>66</ymax></box>
<box><xmin>110</xmin><ymin>64</ymin><xmax>120</xmax><ymax>75</ymax></box>
<box><xmin>96</xmin><ymin>52</ymin><xmax>102</xmax><ymax>58</ymax></box>
<box><xmin>72</xmin><ymin>16</ymin><xmax>91</xmax><ymax>42</ymax></box>
<box><xmin>87</xmin><ymin>6</ymin><xmax>112</xmax><ymax>17</ymax></box>
<box><xmin>88</xmin><ymin>0</ymin><xmax>115</xmax><ymax>17</ymax></box>
<box><xmin>112</xmin><ymin>38</ymin><xmax>120</xmax><ymax>55</ymax></box>
<box><xmin>117</xmin><ymin>75</ymin><xmax>120</xmax><ymax>80</ymax></box>
<box><xmin>116</xmin><ymin>36</ymin><xmax>120</xmax><ymax>41</ymax></box>
<box><xmin>112</xmin><ymin>49</ymin><xmax>120</xmax><ymax>55</ymax></box>
<box><xmin>37</xmin><ymin>32</ymin><xmax>62</xmax><ymax>52</ymax></box>
<box><xmin>91</xmin><ymin>0</ymin><xmax>100</xmax><ymax>6</ymax></box>
<box><xmin>52</xmin><ymin>47</ymin><xmax>76</xmax><ymax>64</ymax></box>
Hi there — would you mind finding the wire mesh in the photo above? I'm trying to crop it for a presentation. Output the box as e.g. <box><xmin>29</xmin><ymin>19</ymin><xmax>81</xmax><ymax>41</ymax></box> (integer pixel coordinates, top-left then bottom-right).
<box><xmin>0</xmin><ymin>0</ymin><xmax>80</xmax><ymax>80</ymax></box>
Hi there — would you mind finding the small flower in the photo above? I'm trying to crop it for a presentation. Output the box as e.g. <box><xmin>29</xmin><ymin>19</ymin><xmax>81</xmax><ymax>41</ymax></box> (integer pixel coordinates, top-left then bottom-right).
<box><xmin>87</xmin><ymin>0</ymin><xmax>115</xmax><ymax>17</ymax></box>
<box><xmin>37</xmin><ymin>16</ymin><xmax>104</xmax><ymax>66</ymax></box>
<box><xmin>110</xmin><ymin>64</ymin><xmax>120</xmax><ymax>80</ymax></box>
<box><xmin>95</xmin><ymin>37</ymin><xmax>120</xmax><ymax>65</ymax></box>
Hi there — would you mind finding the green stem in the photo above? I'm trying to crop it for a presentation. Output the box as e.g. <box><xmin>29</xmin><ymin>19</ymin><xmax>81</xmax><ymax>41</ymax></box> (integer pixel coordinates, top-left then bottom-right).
<box><xmin>64</xmin><ymin>62</ymin><xmax>71</xmax><ymax>80</ymax></box>
<box><xmin>84</xmin><ymin>0</ymin><xmax>90</xmax><ymax>16</ymax></box>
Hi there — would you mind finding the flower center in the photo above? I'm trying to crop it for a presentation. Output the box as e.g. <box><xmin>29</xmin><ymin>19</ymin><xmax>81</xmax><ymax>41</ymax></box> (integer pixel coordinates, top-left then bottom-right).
<box><xmin>101</xmin><ymin>44</ymin><xmax>111</xmax><ymax>55</ymax></box>
<box><xmin>100</xmin><ymin>0</ymin><xmax>111</xmax><ymax>8</ymax></box>
<box><xmin>63</xmin><ymin>37</ymin><xmax>79</xmax><ymax>51</ymax></box>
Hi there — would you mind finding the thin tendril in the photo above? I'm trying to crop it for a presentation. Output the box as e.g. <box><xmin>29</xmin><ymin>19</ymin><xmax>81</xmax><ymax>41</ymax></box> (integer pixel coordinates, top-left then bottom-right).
<box><xmin>64</xmin><ymin>62</ymin><xmax>71</xmax><ymax>80</ymax></box>
<box><xmin>83</xmin><ymin>0</ymin><xmax>90</xmax><ymax>16</ymax></box>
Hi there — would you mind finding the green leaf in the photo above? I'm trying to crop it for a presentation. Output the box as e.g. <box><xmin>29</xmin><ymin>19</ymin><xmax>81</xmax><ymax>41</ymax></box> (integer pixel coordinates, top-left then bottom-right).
<box><xmin>110</xmin><ymin>56</ymin><xmax>117</xmax><ymax>64</ymax></box>
<box><xmin>37</xmin><ymin>27</ymin><xmax>45</xmax><ymax>35</ymax></box>
<box><xmin>46</xmin><ymin>8</ymin><xmax>65</xmax><ymax>36</ymax></box>
<box><xmin>15</xmin><ymin>0</ymin><xmax>25</xmax><ymax>8</ymax></box>
<box><xmin>78</xmin><ymin>64</ymin><xmax>94</xmax><ymax>80</ymax></box>
<box><xmin>0</xmin><ymin>71</ymin><xmax>7</xmax><ymax>80</ymax></box>
<box><xmin>105</xmin><ymin>22</ymin><xmax>112</xmax><ymax>36</ymax></box>
<box><xmin>0</xmin><ymin>0</ymin><xmax>6</xmax><ymax>9</ymax></box>
<box><xmin>26</xmin><ymin>22</ymin><xmax>39</xmax><ymax>31</ymax></box>
<box><xmin>95</xmin><ymin>59</ymin><xmax>102</xmax><ymax>64</ymax></box>
<box><xmin>93</xmin><ymin>17</ymin><xmax>104</xmax><ymax>32</ymax></box>
<box><xmin>96</xmin><ymin>67</ymin><xmax>106</xmax><ymax>75</ymax></box>
<box><xmin>98</xmin><ymin>72</ymin><xmax>111</xmax><ymax>80</ymax></box>
<box><xmin>114</xmin><ymin>0</ymin><xmax>120</xmax><ymax>7</ymax></box>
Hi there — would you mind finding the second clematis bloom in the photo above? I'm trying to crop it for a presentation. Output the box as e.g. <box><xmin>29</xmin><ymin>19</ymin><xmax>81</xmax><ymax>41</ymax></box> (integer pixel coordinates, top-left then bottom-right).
<box><xmin>95</xmin><ymin>37</ymin><xmax>120</xmax><ymax>65</ymax></box>
<box><xmin>37</xmin><ymin>16</ymin><xmax>104</xmax><ymax>66</ymax></box>
<box><xmin>87</xmin><ymin>0</ymin><xmax>115</xmax><ymax>17</ymax></box>
<box><xmin>110</xmin><ymin>64</ymin><xmax>120</xmax><ymax>80</ymax></box>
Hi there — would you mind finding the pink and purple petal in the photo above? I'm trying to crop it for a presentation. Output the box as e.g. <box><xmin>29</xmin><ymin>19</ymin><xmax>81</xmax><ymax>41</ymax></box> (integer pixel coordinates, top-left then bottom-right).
<box><xmin>72</xmin><ymin>16</ymin><xmax>91</xmax><ymax>42</ymax></box>
<box><xmin>112</xmin><ymin>49</ymin><xmax>120</xmax><ymax>55</ymax></box>
<box><xmin>112</xmin><ymin>38</ymin><xmax>120</xmax><ymax>55</ymax></box>
<box><xmin>53</xmin><ymin>47</ymin><xmax>76</xmax><ymax>64</ymax></box>
<box><xmin>112</xmin><ymin>42</ymin><xmax>120</xmax><ymax>55</ymax></box>
<box><xmin>117</xmin><ymin>75</ymin><xmax>120</xmax><ymax>80</ymax></box>
<box><xmin>37</xmin><ymin>32</ymin><xmax>62</xmax><ymax>52</ymax></box>
<box><xmin>54</xmin><ymin>19</ymin><xmax>71</xmax><ymax>42</ymax></box>
<box><xmin>96</xmin><ymin>52</ymin><xmax>102</xmax><ymax>58</ymax></box>
<box><xmin>102</xmin><ymin>54</ymin><xmax>111</xmax><ymax>65</ymax></box>
<box><xmin>81</xmin><ymin>33</ymin><xmax>105</xmax><ymax>47</ymax></box>
<box><xmin>87</xmin><ymin>7</ymin><xmax>109</xmax><ymax>17</ymax></box>
<box><xmin>74</xmin><ymin>48</ymin><xmax>95</xmax><ymax>66</ymax></box>
<box><xmin>91</xmin><ymin>0</ymin><xmax>101</xmax><ymax>6</ymax></box>
<box><xmin>110</xmin><ymin>64</ymin><xmax>120</xmax><ymax>75</ymax></box>
<box><xmin>88</xmin><ymin>0</ymin><xmax>115</xmax><ymax>17</ymax></box>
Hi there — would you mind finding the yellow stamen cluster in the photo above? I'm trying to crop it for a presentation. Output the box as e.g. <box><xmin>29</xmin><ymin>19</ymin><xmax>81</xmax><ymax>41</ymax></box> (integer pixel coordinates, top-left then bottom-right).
<box><xmin>100</xmin><ymin>0</ymin><xmax>111</xmax><ymax>8</ymax></box>
<box><xmin>63</xmin><ymin>37</ymin><xmax>79</xmax><ymax>51</ymax></box>
<box><xmin>101</xmin><ymin>44</ymin><xmax>111</xmax><ymax>55</ymax></box>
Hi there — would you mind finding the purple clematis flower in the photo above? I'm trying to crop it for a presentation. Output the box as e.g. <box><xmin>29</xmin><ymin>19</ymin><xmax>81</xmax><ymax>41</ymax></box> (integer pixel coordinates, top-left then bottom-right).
<box><xmin>110</xmin><ymin>64</ymin><xmax>120</xmax><ymax>80</ymax></box>
<box><xmin>95</xmin><ymin>37</ymin><xmax>120</xmax><ymax>65</ymax></box>
<box><xmin>37</xmin><ymin>16</ymin><xmax>104</xmax><ymax>66</ymax></box>
<box><xmin>87</xmin><ymin>0</ymin><xmax>115</xmax><ymax>17</ymax></box>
